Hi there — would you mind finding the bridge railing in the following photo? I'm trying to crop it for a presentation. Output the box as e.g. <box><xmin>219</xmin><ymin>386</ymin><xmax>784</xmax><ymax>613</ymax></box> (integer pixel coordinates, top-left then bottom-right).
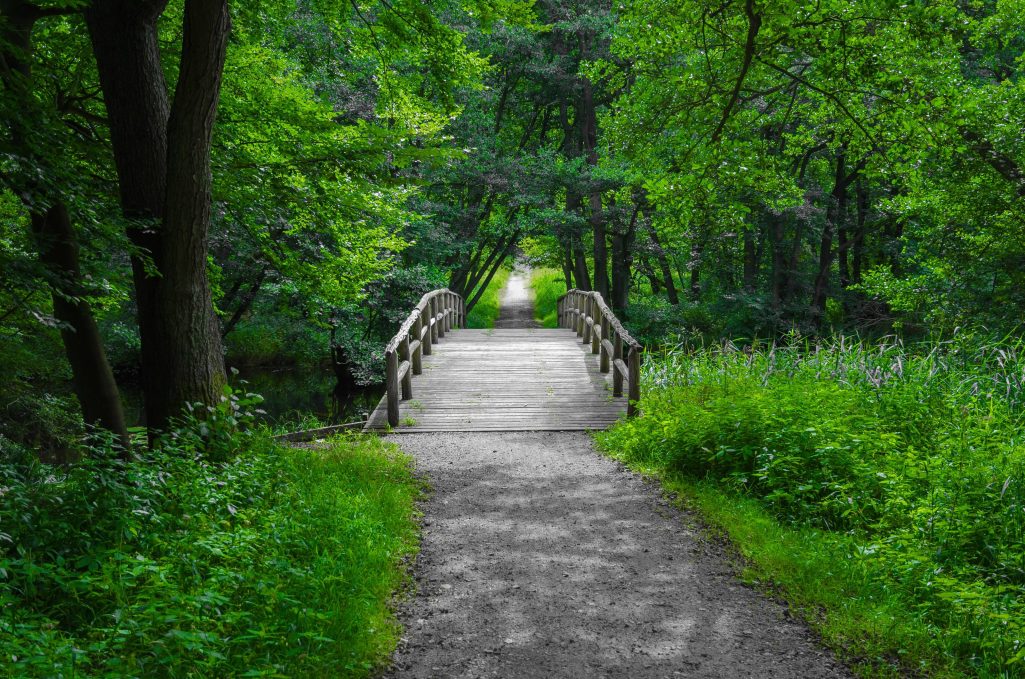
<box><xmin>557</xmin><ymin>289</ymin><xmax>642</xmax><ymax>416</ymax></box>
<box><xmin>383</xmin><ymin>288</ymin><xmax>465</xmax><ymax>427</ymax></box>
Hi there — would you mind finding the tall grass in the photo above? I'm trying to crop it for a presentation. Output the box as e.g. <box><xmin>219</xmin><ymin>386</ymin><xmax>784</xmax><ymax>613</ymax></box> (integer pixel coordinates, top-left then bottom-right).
<box><xmin>597</xmin><ymin>332</ymin><xmax>1025</xmax><ymax>676</ymax></box>
<box><xmin>0</xmin><ymin>423</ymin><xmax>422</xmax><ymax>677</ymax></box>
<box><xmin>528</xmin><ymin>267</ymin><xmax>566</xmax><ymax>328</ymax></box>
<box><xmin>465</xmin><ymin>267</ymin><xmax>511</xmax><ymax>329</ymax></box>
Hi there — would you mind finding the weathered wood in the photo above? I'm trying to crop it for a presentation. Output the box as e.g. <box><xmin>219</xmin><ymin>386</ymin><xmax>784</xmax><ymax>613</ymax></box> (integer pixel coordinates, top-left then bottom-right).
<box><xmin>398</xmin><ymin>335</ymin><xmax>412</xmax><ymax>400</ymax></box>
<box><xmin>628</xmin><ymin>347</ymin><xmax>641</xmax><ymax>416</ymax></box>
<box><xmin>386</xmin><ymin>348</ymin><xmax>400</xmax><ymax>426</ymax></box>
<box><xmin>613</xmin><ymin>332</ymin><xmax>624</xmax><ymax>397</ymax></box>
<box><xmin>367</xmin><ymin>329</ymin><xmax>627</xmax><ymax>432</ymax></box>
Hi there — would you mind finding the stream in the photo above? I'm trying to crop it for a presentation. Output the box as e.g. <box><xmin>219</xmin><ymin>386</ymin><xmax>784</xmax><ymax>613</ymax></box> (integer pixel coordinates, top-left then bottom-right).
<box><xmin>122</xmin><ymin>364</ymin><xmax>383</xmax><ymax>429</ymax></box>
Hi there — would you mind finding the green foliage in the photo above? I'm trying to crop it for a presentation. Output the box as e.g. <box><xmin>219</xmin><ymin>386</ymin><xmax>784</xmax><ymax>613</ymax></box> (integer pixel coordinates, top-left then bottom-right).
<box><xmin>597</xmin><ymin>335</ymin><xmax>1025</xmax><ymax>675</ymax></box>
<box><xmin>528</xmin><ymin>267</ymin><xmax>565</xmax><ymax>328</ymax></box>
<box><xmin>0</xmin><ymin>427</ymin><xmax>422</xmax><ymax>676</ymax></box>
<box><xmin>465</xmin><ymin>266</ymin><xmax>511</xmax><ymax>329</ymax></box>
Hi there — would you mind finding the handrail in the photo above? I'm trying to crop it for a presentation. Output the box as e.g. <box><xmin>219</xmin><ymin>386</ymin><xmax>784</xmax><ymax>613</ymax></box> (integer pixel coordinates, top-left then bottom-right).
<box><xmin>383</xmin><ymin>288</ymin><xmax>465</xmax><ymax>427</ymax></box>
<box><xmin>556</xmin><ymin>289</ymin><xmax>642</xmax><ymax>416</ymax></box>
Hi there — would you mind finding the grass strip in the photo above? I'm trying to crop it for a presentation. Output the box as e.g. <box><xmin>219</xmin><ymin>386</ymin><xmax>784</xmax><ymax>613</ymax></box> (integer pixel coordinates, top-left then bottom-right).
<box><xmin>528</xmin><ymin>267</ymin><xmax>566</xmax><ymax>328</ymax></box>
<box><xmin>465</xmin><ymin>267</ymin><xmax>511</xmax><ymax>328</ymax></box>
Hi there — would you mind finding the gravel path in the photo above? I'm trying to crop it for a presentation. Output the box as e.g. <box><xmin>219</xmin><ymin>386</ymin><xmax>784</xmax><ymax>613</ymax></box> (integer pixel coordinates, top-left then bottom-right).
<box><xmin>493</xmin><ymin>264</ymin><xmax>541</xmax><ymax>329</ymax></box>
<box><xmin>386</xmin><ymin>432</ymin><xmax>851</xmax><ymax>678</ymax></box>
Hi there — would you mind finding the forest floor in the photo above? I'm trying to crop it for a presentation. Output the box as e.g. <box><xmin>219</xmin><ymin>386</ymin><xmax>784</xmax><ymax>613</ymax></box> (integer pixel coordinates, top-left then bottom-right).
<box><xmin>384</xmin><ymin>273</ymin><xmax>849</xmax><ymax>678</ymax></box>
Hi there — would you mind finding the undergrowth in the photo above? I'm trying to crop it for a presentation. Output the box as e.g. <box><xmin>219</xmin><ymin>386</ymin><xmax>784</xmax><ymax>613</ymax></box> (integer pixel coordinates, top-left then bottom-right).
<box><xmin>529</xmin><ymin>267</ymin><xmax>566</xmax><ymax>328</ymax></box>
<box><xmin>596</xmin><ymin>332</ymin><xmax>1025</xmax><ymax>677</ymax></box>
<box><xmin>465</xmin><ymin>267</ymin><xmax>511</xmax><ymax>329</ymax></box>
<box><xmin>0</xmin><ymin>391</ymin><xmax>421</xmax><ymax>677</ymax></box>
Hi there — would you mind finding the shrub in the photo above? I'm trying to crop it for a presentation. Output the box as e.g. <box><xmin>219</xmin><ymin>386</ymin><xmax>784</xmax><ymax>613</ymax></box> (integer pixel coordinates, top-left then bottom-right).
<box><xmin>0</xmin><ymin>416</ymin><xmax>421</xmax><ymax>676</ymax></box>
<box><xmin>597</xmin><ymin>334</ymin><xmax>1025</xmax><ymax>674</ymax></box>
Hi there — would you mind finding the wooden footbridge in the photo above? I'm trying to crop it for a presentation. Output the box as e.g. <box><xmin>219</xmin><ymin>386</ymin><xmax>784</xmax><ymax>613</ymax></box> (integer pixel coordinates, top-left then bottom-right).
<box><xmin>365</xmin><ymin>288</ymin><xmax>641</xmax><ymax>432</ymax></box>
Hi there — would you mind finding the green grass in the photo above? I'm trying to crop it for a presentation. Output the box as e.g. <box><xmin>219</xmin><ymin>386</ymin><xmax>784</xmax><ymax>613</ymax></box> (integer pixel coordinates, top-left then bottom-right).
<box><xmin>465</xmin><ymin>267</ymin><xmax>511</xmax><ymax>329</ymax></box>
<box><xmin>528</xmin><ymin>267</ymin><xmax>566</xmax><ymax>328</ymax></box>
<box><xmin>0</xmin><ymin>421</ymin><xmax>423</xmax><ymax>677</ymax></box>
<box><xmin>595</xmin><ymin>334</ymin><xmax>1025</xmax><ymax>677</ymax></box>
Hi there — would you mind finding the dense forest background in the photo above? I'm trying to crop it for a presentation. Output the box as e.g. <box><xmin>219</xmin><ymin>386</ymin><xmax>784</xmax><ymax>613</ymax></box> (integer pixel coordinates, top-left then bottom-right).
<box><xmin>2</xmin><ymin>0</ymin><xmax>1025</xmax><ymax>675</ymax></box>
<box><xmin>4</xmin><ymin>0</ymin><xmax>1025</xmax><ymax>451</ymax></box>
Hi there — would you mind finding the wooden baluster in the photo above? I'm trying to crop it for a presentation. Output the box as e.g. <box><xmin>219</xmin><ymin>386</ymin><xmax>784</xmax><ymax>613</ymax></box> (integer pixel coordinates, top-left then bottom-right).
<box><xmin>437</xmin><ymin>294</ymin><xmax>446</xmax><ymax>338</ymax></box>
<box><xmin>578</xmin><ymin>293</ymin><xmax>586</xmax><ymax>338</ymax></box>
<box><xmin>590</xmin><ymin>300</ymin><xmax>600</xmax><ymax>354</ymax></box>
<box><xmin>430</xmin><ymin>297</ymin><xmax>439</xmax><ymax>343</ymax></box>
<box><xmin>628</xmin><ymin>346</ymin><xmax>641</xmax><ymax>416</ymax></box>
<box><xmin>412</xmin><ymin>316</ymin><xmax>423</xmax><ymax>374</ymax></box>
<box><xmin>600</xmin><ymin>316</ymin><xmax>610</xmax><ymax>373</ymax></box>
<box><xmin>386</xmin><ymin>348</ymin><xmax>399</xmax><ymax>426</ymax></box>
<box><xmin>613</xmin><ymin>331</ymin><xmax>624</xmax><ymax>397</ymax></box>
<box><xmin>421</xmin><ymin>305</ymin><xmax>432</xmax><ymax>355</ymax></box>
<box><xmin>583</xmin><ymin>295</ymin><xmax>592</xmax><ymax>345</ymax></box>
<box><xmin>399</xmin><ymin>335</ymin><xmax>412</xmax><ymax>399</ymax></box>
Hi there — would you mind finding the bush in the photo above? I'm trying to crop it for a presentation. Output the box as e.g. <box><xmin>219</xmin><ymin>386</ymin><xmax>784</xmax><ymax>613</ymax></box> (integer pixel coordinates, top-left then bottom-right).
<box><xmin>0</xmin><ymin>414</ymin><xmax>421</xmax><ymax>676</ymax></box>
<box><xmin>597</xmin><ymin>334</ymin><xmax>1025</xmax><ymax>675</ymax></box>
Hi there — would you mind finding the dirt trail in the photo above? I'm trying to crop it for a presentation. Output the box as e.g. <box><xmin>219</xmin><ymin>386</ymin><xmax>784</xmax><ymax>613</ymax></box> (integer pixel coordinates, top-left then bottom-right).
<box><xmin>385</xmin><ymin>270</ymin><xmax>848</xmax><ymax>678</ymax></box>
<box><xmin>386</xmin><ymin>433</ymin><xmax>850</xmax><ymax>678</ymax></box>
<box><xmin>493</xmin><ymin>263</ymin><xmax>541</xmax><ymax>329</ymax></box>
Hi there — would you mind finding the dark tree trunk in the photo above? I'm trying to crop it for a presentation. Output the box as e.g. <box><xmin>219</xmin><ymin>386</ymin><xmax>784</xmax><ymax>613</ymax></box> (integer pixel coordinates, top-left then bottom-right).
<box><xmin>743</xmin><ymin>227</ymin><xmax>757</xmax><ymax>293</ymax></box>
<box><xmin>610</xmin><ymin>202</ymin><xmax>638</xmax><ymax>313</ymax></box>
<box><xmin>646</xmin><ymin>220</ymin><xmax>679</xmax><ymax>305</ymax></box>
<box><xmin>572</xmin><ymin>239</ymin><xmax>591</xmax><ymax>291</ymax></box>
<box><xmin>580</xmin><ymin>77</ymin><xmax>608</xmax><ymax>301</ymax></box>
<box><xmin>852</xmin><ymin>178</ymin><xmax>868</xmax><ymax>284</ymax></box>
<box><xmin>769</xmin><ymin>211</ymin><xmax>787</xmax><ymax>308</ymax></box>
<box><xmin>811</xmin><ymin>150</ymin><xmax>862</xmax><ymax>322</ymax></box>
<box><xmin>32</xmin><ymin>203</ymin><xmax>129</xmax><ymax>445</ymax></box>
<box><xmin>86</xmin><ymin>0</ymin><xmax>229</xmax><ymax>428</ymax></box>
<box><xmin>2</xmin><ymin>1</ymin><xmax>128</xmax><ymax>446</ymax></box>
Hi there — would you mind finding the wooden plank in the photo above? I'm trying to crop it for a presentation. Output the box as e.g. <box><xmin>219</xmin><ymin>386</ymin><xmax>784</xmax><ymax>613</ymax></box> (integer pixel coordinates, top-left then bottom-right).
<box><xmin>365</xmin><ymin>328</ymin><xmax>628</xmax><ymax>432</ymax></box>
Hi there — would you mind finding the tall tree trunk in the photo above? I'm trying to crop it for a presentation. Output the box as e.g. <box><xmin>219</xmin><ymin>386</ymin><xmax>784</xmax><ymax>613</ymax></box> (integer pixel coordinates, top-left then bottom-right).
<box><xmin>646</xmin><ymin>220</ymin><xmax>679</xmax><ymax>305</ymax></box>
<box><xmin>32</xmin><ymin>205</ymin><xmax>129</xmax><ymax>444</ymax></box>
<box><xmin>743</xmin><ymin>227</ymin><xmax>757</xmax><ymax>293</ymax></box>
<box><xmin>580</xmin><ymin>77</ymin><xmax>609</xmax><ymax>300</ymax></box>
<box><xmin>769</xmin><ymin>211</ymin><xmax>787</xmax><ymax>309</ymax></box>
<box><xmin>811</xmin><ymin>151</ymin><xmax>846</xmax><ymax>321</ymax></box>
<box><xmin>610</xmin><ymin>201</ymin><xmax>637</xmax><ymax>313</ymax></box>
<box><xmin>2</xmin><ymin>1</ymin><xmax>128</xmax><ymax>445</ymax></box>
<box><xmin>86</xmin><ymin>0</ymin><xmax>229</xmax><ymax>428</ymax></box>
<box><xmin>852</xmin><ymin>178</ymin><xmax>868</xmax><ymax>284</ymax></box>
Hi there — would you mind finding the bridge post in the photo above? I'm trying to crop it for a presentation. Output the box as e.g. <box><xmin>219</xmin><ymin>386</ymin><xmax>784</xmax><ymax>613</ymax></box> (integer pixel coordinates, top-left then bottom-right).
<box><xmin>590</xmin><ymin>298</ymin><xmax>600</xmax><ymax>354</ymax></box>
<box><xmin>628</xmin><ymin>348</ymin><xmax>641</xmax><ymax>416</ymax></box>
<box><xmin>583</xmin><ymin>296</ymin><xmax>592</xmax><ymax>345</ymax></box>
<box><xmin>430</xmin><ymin>298</ymin><xmax>439</xmax><ymax>344</ymax></box>
<box><xmin>386</xmin><ymin>349</ymin><xmax>399</xmax><ymax>427</ymax></box>
<box><xmin>421</xmin><ymin>306</ymin><xmax>432</xmax><ymax>356</ymax></box>
<box><xmin>613</xmin><ymin>332</ymin><xmax>624</xmax><ymax>397</ymax></box>
<box><xmin>600</xmin><ymin>317</ymin><xmax>610</xmax><ymax>373</ymax></box>
<box><xmin>437</xmin><ymin>296</ymin><xmax>446</xmax><ymax>338</ymax></box>
<box><xmin>576</xmin><ymin>293</ymin><xmax>584</xmax><ymax>338</ymax></box>
<box><xmin>412</xmin><ymin>317</ymin><xmax>423</xmax><ymax>374</ymax></box>
<box><xmin>399</xmin><ymin>336</ymin><xmax>412</xmax><ymax>400</ymax></box>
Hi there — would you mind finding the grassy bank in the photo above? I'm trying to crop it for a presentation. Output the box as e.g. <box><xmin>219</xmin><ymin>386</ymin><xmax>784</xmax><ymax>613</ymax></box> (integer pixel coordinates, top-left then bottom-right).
<box><xmin>595</xmin><ymin>335</ymin><xmax>1025</xmax><ymax>677</ymax></box>
<box><xmin>465</xmin><ymin>267</ymin><xmax>511</xmax><ymax>329</ymax></box>
<box><xmin>528</xmin><ymin>267</ymin><xmax>566</xmax><ymax>328</ymax></box>
<box><xmin>0</xmin><ymin>420</ymin><xmax>422</xmax><ymax>676</ymax></box>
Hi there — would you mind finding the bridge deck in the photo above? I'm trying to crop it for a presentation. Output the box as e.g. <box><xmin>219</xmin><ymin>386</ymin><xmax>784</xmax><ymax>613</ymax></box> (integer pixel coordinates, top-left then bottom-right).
<box><xmin>364</xmin><ymin>328</ymin><xmax>626</xmax><ymax>432</ymax></box>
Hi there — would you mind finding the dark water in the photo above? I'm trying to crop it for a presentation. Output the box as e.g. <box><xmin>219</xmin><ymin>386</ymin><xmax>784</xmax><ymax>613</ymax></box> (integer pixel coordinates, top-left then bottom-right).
<box><xmin>122</xmin><ymin>365</ymin><xmax>384</xmax><ymax>429</ymax></box>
